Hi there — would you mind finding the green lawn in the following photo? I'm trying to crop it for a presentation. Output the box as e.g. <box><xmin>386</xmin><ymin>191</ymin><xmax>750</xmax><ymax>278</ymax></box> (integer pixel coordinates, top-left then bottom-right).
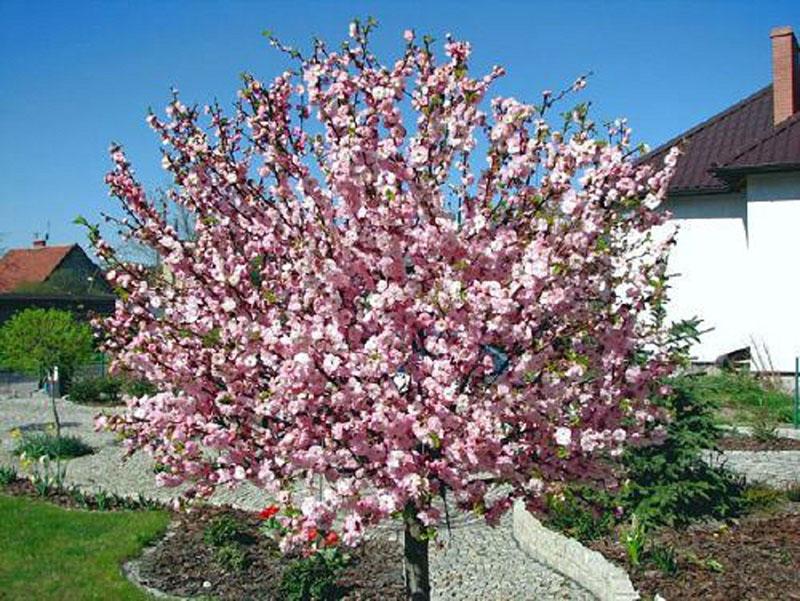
<box><xmin>684</xmin><ymin>370</ymin><xmax>795</xmax><ymax>426</ymax></box>
<box><xmin>0</xmin><ymin>494</ymin><xmax>169</xmax><ymax>600</ymax></box>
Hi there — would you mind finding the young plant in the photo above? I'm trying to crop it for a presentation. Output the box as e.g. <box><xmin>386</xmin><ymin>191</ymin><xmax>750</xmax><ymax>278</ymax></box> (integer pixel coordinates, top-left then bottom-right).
<box><xmin>87</xmin><ymin>20</ymin><xmax>680</xmax><ymax>600</ymax></box>
<box><xmin>621</xmin><ymin>370</ymin><xmax>746</xmax><ymax>527</ymax></box>
<box><xmin>0</xmin><ymin>308</ymin><xmax>94</xmax><ymax>438</ymax></box>
<box><xmin>0</xmin><ymin>465</ymin><xmax>17</xmax><ymax>485</ymax></box>
<box><xmin>215</xmin><ymin>543</ymin><xmax>250</xmax><ymax>572</ymax></box>
<box><xmin>750</xmin><ymin>405</ymin><xmax>779</xmax><ymax>443</ymax></box>
<box><xmin>203</xmin><ymin>515</ymin><xmax>246</xmax><ymax>547</ymax></box>
<box><xmin>279</xmin><ymin>547</ymin><xmax>349</xmax><ymax>601</ymax></box>
<box><xmin>94</xmin><ymin>488</ymin><xmax>111</xmax><ymax>511</ymax></box>
<box><xmin>648</xmin><ymin>543</ymin><xmax>678</xmax><ymax>575</ymax></box>
<box><xmin>25</xmin><ymin>456</ymin><xmax>66</xmax><ymax>496</ymax></box>
<box><xmin>622</xmin><ymin>514</ymin><xmax>647</xmax><ymax>568</ymax></box>
<box><xmin>14</xmin><ymin>432</ymin><xmax>93</xmax><ymax>460</ymax></box>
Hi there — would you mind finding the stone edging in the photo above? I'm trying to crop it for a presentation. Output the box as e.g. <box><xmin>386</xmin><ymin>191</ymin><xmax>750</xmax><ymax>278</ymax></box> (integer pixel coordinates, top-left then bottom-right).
<box><xmin>121</xmin><ymin>523</ymin><xmax>209</xmax><ymax>601</ymax></box>
<box><xmin>512</xmin><ymin>501</ymin><xmax>639</xmax><ymax>601</ymax></box>
<box><xmin>721</xmin><ymin>424</ymin><xmax>800</xmax><ymax>441</ymax></box>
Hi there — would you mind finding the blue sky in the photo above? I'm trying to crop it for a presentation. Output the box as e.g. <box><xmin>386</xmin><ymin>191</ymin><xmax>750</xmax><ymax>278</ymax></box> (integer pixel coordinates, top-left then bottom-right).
<box><xmin>0</xmin><ymin>0</ymin><xmax>797</xmax><ymax>250</ymax></box>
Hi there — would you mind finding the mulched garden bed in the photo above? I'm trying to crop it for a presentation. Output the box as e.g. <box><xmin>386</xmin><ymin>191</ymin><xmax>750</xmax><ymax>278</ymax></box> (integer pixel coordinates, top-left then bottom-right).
<box><xmin>589</xmin><ymin>502</ymin><xmax>800</xmax><ymax>600</ymax></box>
<box><xmin>136</xmin><ymin>504</ymin><xmax>405</xmax><ymax>600</ymax></box>
<box><xmin>718</xmin><ymin>434</ymin><xmax>800</xmax><ymax>451</ymax></box>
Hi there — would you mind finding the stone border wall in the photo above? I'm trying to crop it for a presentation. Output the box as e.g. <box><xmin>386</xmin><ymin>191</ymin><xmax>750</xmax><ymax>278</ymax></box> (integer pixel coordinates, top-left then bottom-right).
<box><xmin>512</xmin><ymin>501</ymin><xmax>639</xmax><ymax>601</ymax></box>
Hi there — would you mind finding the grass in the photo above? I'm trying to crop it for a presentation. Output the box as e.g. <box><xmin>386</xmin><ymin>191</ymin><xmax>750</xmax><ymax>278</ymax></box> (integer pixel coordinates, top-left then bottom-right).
<box><xmin>0</xmin><ymin>494</ymin><xmax>169</xmax><ymax>600</ymax></box>
<box><xmin>685</xmin><ymin>370</ymin><xmax>794</xmax><ymax>425</ymax></box>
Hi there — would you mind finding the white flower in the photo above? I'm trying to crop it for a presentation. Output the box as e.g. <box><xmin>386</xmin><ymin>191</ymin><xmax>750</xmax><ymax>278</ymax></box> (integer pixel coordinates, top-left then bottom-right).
<box><xmin>221</xmin><ymin>297</ymin><xmax>236</xmax><ymax>312</ymax></box>
<box><xmin>294</xmin><ymin>352</ymin><xmax>312</xmax><ymax>366</ymax></box>
<box><xmin>410</xmin><ymin>145</ymin><xmax>429</xmax><ymax>166</ymax></box>
<box><xmin>554</xmin><ymin>427</ymin><xmax>572</xmax><ymax>446</ymax></box>
<box><xmin>322</xmin><ymin>354</ymin><xmax>341</xmax><ymax>373</ymax></box>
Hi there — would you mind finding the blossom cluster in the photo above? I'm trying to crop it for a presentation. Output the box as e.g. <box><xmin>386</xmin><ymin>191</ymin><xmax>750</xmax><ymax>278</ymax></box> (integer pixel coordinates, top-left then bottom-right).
<box><xmin>92</xmin><ymin>22</ymin><xmax>679</xmax><ymax>548</ymax></box>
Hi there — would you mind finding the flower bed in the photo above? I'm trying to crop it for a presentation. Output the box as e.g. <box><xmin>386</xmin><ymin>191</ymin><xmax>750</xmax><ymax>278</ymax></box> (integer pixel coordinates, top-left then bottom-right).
<box><xmin>588</xmin><ymin>499</ymin><xmax>800</xmax><ymax>600</ymax></box>
<box><xmin>134</xmin><ymin>504</ymin><xmax>405</xmax><ymax>600</ymax></box>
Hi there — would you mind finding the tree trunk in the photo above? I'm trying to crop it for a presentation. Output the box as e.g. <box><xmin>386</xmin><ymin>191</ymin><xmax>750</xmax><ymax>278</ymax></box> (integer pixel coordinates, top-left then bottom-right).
<box><xmin>49</xmin><ymin>369</ymin><xmax>61</xmax><ymax>439</ymax></box>
<box><xmin>403</xmin><ymin>509</ymin><xmax>431</xmax><ymax>601</ymax></box>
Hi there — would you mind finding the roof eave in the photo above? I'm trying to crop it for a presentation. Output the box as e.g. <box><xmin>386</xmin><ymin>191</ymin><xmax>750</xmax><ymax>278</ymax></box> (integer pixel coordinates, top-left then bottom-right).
<box><xmin>712</xmin><ymin>162</ymin><xmax>800</xmax><ymax>185</ymax></box>
<box><xmin>667</xmin><ymin>185</ymin><xmax>734</xmax><ymax>197</ymax></box>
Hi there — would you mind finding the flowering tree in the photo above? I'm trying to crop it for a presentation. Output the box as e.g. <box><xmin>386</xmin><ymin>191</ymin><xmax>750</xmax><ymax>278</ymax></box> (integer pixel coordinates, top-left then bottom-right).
<box><xmin>88</xmin><ymin>20</ymin><xmax>678</xmax><ymax>600</ymax></box>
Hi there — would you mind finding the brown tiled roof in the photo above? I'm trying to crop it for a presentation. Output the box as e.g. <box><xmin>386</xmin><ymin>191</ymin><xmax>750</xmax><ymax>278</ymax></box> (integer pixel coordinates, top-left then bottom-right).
<box><xmin>641</xmin><ymin>85</ymin><xmax>782</xmax><ymax>194</ymax></box>
<box><xmin>0</xmin><ymin>245</ymin><xmax>76</xmax><ymax>293</ymax></box>
<box><xmin>716</xmin><ymin>110</ymin><xmax>800</xmax><ymax>172</ymax></box>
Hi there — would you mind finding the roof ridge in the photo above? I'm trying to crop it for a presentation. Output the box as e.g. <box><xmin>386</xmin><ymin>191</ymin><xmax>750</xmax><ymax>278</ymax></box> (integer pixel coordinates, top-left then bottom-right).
<box><xmin>717</xmin><ymin>109</ymin><xmax>800</xmax><ymax>168</ymax></box>
<box><xmin>45</xmin><ymin>245</ymin><xmax>79</xmax><ymax>278</ymax></box>
<box><xmin>5</xmin><ymin>243</ymin><xmax>76</xmax><ymax>253</ymax></box>
<box><xmin>639</xmin><ymin>84</ymin><xmax>772</xmax><ymax>163</ymax></box>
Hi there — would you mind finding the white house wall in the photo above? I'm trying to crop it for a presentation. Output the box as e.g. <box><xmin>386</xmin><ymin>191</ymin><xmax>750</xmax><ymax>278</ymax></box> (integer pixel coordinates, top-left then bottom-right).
<box><xmin>665</xmin><ymin>192</ymin><xmax>749</xmax><ymax>364</ymax></box>
<box><xmin>746</xmin><ymin>172</ymin><xmax>800</xmax><ymax>373</ymax></box>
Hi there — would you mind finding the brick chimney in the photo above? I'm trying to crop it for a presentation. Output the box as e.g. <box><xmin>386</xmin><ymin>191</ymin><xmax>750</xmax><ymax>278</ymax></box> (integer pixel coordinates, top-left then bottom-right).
<box><xmin>771</xmin><ymin>26</ymin><xmax>799</xmax><ymax>125</ymax></box>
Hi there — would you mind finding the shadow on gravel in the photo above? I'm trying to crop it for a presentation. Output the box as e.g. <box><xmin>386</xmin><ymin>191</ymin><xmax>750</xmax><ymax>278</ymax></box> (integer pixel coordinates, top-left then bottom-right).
<box><xmin>14</xmin><ymin>422</ymin><xmax>83</xmax><ymax>432</ymax></box>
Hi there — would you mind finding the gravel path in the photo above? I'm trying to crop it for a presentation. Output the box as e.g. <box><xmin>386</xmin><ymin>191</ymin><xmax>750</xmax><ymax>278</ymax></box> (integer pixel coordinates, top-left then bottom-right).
<box><xmin>0</xmin><ymin>394</ymin><xmax>593</xmax><ymax>600</ymax></box>
<box><xmin>708</xmin><ymin>449</ymin><xmax>800</xmax><ymax>487</ymax></box>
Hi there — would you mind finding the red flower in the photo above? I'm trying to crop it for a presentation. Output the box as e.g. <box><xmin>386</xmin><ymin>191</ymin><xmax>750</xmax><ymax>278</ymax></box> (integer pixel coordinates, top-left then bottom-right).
<box><xmin>323</xmin><ymin>531</ymin><xmax>339</xmax><ymax>547</ymax></box>
<box><xmin>258</xmin><ymin>505</ymin><xmax>279</xmax><ymax>520</ymax></box>
<box><xmin>306</xmin><ymin>527</ymin><xmax>319</xmax><ymax>542</ymax></box>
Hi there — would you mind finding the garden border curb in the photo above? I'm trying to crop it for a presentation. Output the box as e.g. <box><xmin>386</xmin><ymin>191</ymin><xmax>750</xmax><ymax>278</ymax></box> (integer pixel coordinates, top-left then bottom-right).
<box><xmin>512</xmin><ymin>501</ymin><xmax>639</xmax><ymax>601</ymax></box>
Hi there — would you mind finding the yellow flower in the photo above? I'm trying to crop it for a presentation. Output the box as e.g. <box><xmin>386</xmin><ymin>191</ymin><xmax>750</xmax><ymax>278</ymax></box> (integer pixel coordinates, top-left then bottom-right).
<box><xmin>10</xmin><ymin>428</ymin><xmax>21</xmax><ymax>440</ymax></box>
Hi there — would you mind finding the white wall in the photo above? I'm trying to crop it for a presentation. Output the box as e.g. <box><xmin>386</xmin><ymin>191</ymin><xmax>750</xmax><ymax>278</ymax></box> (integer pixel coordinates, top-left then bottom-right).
<box><xmin>665</xmin><ymin>192</ymin><xmax>750</xmax><ymax>363</ymax></box>
<box><xmin>746</xmin><ymin>172</ymin><xmax>800</xmax><ymax>372</ymax></box>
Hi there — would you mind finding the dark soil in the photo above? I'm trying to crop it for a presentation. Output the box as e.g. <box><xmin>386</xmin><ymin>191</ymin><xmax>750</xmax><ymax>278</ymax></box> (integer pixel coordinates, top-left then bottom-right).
<box><xmin>1</xmin><ymin>476</ymin><xmax>161</xmax><ymax>511</ymax></box>
<box><xmin>718</xmin><ymin>434</ymin><xmax>800</xmax><ymax>451</ymax></box>
<box><xmin>137</xmin><ymin>504</ymin><xmax>405</xmax><ymax>600</ymax></box>
<box><xmin>590</xmin><ymin>503</ymin><xmax>800</xmax><ymax>600</ymax></box>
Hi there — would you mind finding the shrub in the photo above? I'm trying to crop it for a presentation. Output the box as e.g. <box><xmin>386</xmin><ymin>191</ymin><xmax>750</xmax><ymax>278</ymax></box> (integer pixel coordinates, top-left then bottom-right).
<box><xmin>620</xmin><ymin>376</ymin><xmax>746</xmax><ymax>527</ymax></box>
<box><xmin>68</xmin><ymin>374</ymin><xmax>156</xmax><ymax>404</ymax></box>
<box><xmin>215</xmin><ymin>543</ymin><xmax>249</xmax><ymax>571</ymax></box>
<box><xmin>785</xmin><ymin>483</ymin><xmax>800</xmax><ymax>503</ymax></box>
<box><xmin>203</xmin><ymin>515</ymin><xmax>245</xmax><ymax>548</ymax></box>
<box><xmin>68</xmin><ymin>377</ymin><xmax>122</xmax><ymax>405</ymax></box>
<box><xmin>14</xmin><ymin>432</ymin><xmax>93</xmax><ymax>460</ymax></box>
<box><xmin>742</xmin><ymin>485</ymin><xmax>786</xmax><ymax>510</ymax></box>
<box><xmin>543</xmin><ymin>488</ymin><xmax>617</xmax><ymax>542</ymax></box>
<box><xmin>0</xmin><ymin>465</ymin><xmax>17</xmax><ymax>485</ymax></box>
<box><xmin>279</xmin><ymin>548</ymin><xmax>349</xmax><ymax>601</ymax></box>
<box><xmin>545</xmin><ymin>373</ymin><xmax>746</xmax><ymax>536</ymax></box>
<box><xmin>750</xmin><ymin>405</ymin><xmax>779</xmax><ymax>442</ymax></box>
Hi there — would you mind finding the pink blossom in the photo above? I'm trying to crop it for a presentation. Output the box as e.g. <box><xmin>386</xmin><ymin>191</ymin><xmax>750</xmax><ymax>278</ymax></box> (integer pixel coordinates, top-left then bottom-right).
<box><xmin>90</xmin><ymin>24</ymin><xmax>679</xmax><ymax>554</ymax></box>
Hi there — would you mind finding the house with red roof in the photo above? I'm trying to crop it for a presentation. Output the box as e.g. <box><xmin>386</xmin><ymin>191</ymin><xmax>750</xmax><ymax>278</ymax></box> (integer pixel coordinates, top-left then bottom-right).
<box><xmin>644</xmin><ymin>26</ymin><xmax>800</xmax><ymax>371</ymax></box>
<box><xmin>0</xmin><ymin>240</ymin><xmax>114</xmax><ymax>324</ymax></box>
